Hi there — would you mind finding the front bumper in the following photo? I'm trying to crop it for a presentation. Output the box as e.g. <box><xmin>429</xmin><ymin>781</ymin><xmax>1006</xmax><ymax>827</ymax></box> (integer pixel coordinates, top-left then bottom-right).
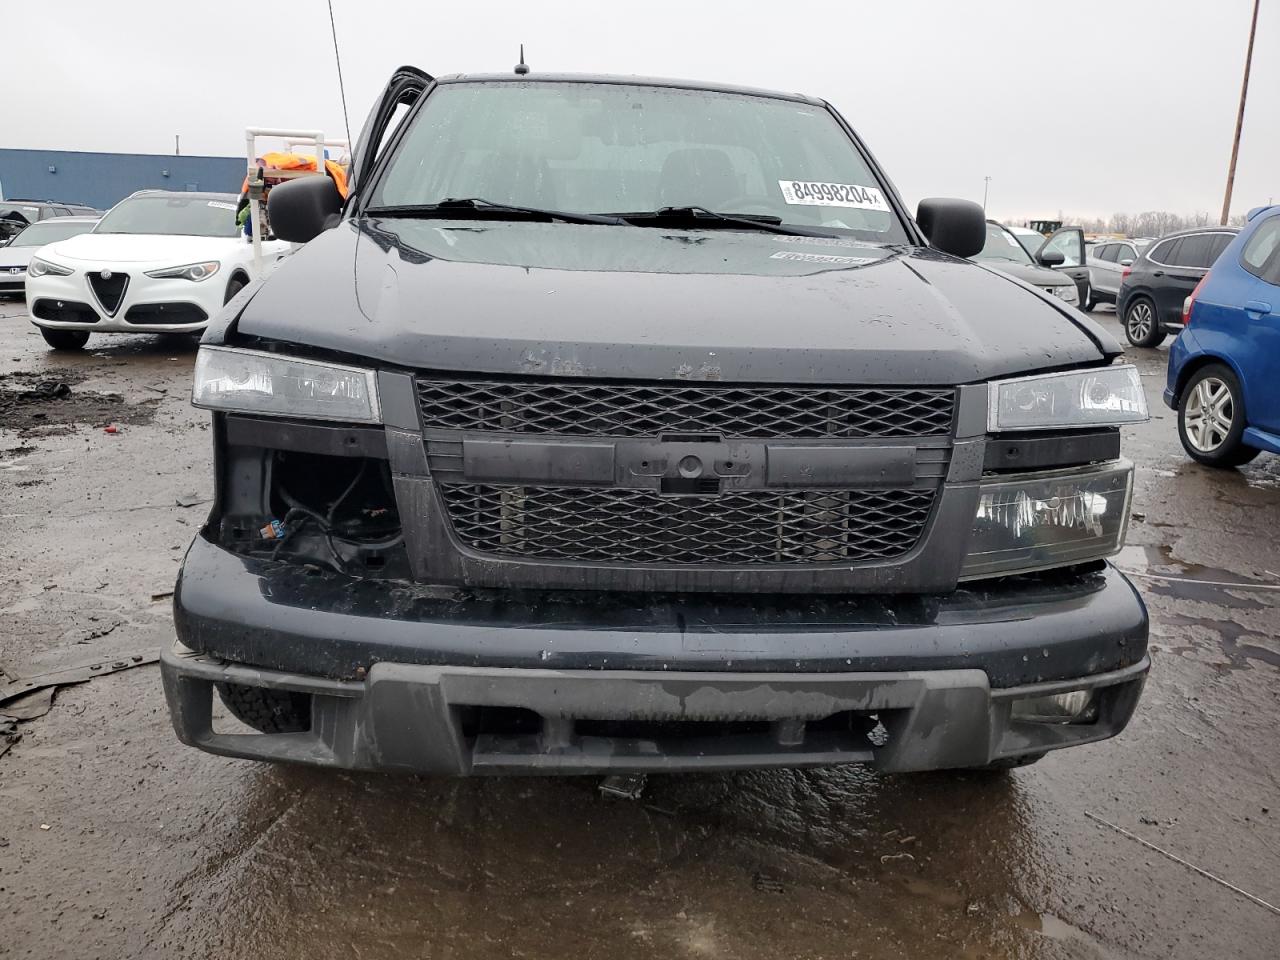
<box><xmin>162</xmin><ymin>646</ymin><xmax>1148</xmax><ymax>774</ymax></box>
<box><xmin>26</xmin><ymin>270</ymin><xmax>216</xmax><ymax>332</ymax></box>
<box><xmin>162</xmin><ymin>536</ymin><xmax>1150</xmax><ymax>775</ymax></box>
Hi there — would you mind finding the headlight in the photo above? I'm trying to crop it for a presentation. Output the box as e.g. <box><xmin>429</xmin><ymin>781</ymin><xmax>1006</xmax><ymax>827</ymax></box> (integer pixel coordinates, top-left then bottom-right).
<box><xmin>1046</xmin><ymin>283</ymin><xmax>1078</xmax><ymax>304</ymax></box>
<box><xmin>28</xmin><ymin>257</ymin><xmax>73</xmax><ymax>278</ymax></box>
<box><xmin>192</xmin><ymin>346</ymin><xmax>381</xmax><ymax>423</ymax></box>
<box><xmin>988</xmin><ymin>364</ymin><xmax>1147</xmax><ymax>432</ymax></box>
<box><xmin>144</xmin><ymin>261</ymin><xmax>220</xmax><ymax>281</ymax></box>
<box><xmin>960</xmin><ymin>460</ymin><xmax>1133</xmax><ymax>580</ymax></box>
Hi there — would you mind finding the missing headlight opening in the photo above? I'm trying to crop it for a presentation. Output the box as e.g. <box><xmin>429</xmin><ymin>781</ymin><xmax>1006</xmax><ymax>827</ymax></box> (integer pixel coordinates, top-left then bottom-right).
<box><xmin>220</xmin><ymin>448</ymin><xmax>405</xmax><ymax>576</ymax></box>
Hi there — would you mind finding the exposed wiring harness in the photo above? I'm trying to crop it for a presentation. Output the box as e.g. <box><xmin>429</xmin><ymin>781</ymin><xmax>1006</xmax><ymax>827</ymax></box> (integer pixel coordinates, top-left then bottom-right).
<box><xmin>271</xmin><ymin>462</ymin><xmax>404</xmax><ymax>570</ymax></box>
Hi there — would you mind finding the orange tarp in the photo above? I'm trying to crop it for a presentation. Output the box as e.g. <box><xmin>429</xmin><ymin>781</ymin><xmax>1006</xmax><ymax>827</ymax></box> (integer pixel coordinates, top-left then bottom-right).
<box><xmin>242</xmin><ymin>152</ymin><xmax>349</xmax><ymax>199</ymax></box>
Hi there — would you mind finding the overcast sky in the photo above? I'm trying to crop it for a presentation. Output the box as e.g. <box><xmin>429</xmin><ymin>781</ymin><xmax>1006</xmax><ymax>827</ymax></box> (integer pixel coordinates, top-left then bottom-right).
<box><xmin>5</xmin><ymin>0</ymin><xmax>1276</xmax><ymax>221</ymax></box>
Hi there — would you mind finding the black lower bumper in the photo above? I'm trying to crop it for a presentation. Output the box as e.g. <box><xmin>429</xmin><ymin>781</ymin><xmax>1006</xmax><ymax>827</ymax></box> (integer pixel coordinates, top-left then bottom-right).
<box><xmin>162</xmin><ymin>537</ymin><xmax>1150</xmax><ymax>775</ymax></box>
<box><xmin>163</xmin><ymin>646</ymin><xmax>1148</xmax><ymax>774</ymax></box>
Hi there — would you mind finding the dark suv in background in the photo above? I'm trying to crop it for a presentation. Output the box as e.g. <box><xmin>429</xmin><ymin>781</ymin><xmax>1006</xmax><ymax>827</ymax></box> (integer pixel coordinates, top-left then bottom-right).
<box><xmin>1118</xmin><ymin>227</ymin><xmax>1237</xmax><ymax>347</ymax></box>
<box><xmin>0</xmin><ymin>199</ymin><xmax>100</xmax><ymax>245</ymax></box>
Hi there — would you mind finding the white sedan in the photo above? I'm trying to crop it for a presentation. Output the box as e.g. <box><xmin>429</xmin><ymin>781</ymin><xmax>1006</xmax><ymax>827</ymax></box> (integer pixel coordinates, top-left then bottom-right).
<box><xmin>0</xmin><ymin>216</ymin><xmax>99</xmax><ymax>299</ymax></box>
<box><xmin>25</xmin><ymin>190</ymin><xmax>288</xmax><ymax>350</ymax></box>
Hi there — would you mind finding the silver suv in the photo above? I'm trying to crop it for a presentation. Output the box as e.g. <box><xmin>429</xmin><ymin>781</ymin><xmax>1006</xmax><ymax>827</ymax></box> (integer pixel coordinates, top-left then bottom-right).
<box><xmin>1085</xmin><ymin>238</ymin><xmax>1152</xmax><ymax>310</ymax></box>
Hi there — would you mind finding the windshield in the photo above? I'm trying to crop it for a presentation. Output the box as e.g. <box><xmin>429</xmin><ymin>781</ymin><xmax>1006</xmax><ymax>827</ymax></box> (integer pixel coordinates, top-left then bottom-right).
<box><xmin>370</xmin><ymin>81</ymin><xmax>909</xmax><ymax>242</ymax></box>
<box><xmin>1011</xmin><ymin>230</ymin><xmax>1044</xmax><ymax>256</ymax></box>
<box><xmin>9</xmin><ymin>220</ymin><xmax>96</xmax><ymax>247</ymax></box>
<box><xmin>94</xmin><ymin>195</ymin><xmax>238</xmax><ymax>237</ymax></box>
<box><xmin>973</xmin><ymin>222</ymin><xmax>1035</xmax><ymax>264</ymax></box>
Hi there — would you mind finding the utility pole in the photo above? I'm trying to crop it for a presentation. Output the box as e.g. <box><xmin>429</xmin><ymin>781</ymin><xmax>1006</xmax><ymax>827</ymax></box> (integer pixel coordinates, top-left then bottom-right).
<box><xmin>983</xmin><ymin>176</ymin><xmax>991</xmax><ymax>210</ymax></box>
<box><xmin>175</xmin><ymin>134</ymin><xmax>181</xmax><ymax>156</ymax></box>
<box><xmin>1221</xmin><ymin>0</ymin><xmax>1261</xmax><ymax>225</ymax></box>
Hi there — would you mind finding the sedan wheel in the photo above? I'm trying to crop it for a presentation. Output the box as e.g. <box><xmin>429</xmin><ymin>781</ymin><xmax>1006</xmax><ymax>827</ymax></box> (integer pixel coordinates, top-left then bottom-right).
<box><xmin>1177</xmin><ymin>364</ymin><xmax>1260</xmax><ymax>468</ymax></box>
<box><xmin>1123</xmin><ymin>298</ymin><xmax>1166</xmax><ymax>348</ymax></box>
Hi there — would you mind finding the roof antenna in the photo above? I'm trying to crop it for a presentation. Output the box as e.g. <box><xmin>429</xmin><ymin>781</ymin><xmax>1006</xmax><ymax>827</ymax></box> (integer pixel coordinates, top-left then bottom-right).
<box><xmin>514</xmin><ymin>44</ymin><xmax>530</xmax><ymax>75</ymax></box>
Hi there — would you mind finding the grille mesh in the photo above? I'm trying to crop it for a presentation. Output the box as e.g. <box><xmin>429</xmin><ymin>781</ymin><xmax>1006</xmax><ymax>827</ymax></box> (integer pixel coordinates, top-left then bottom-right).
<box><xmin>440</xmin><ymin>484</ymin><xmax>935</xmax><ymax>565</ymax></box>
<box><xmin>417</xmin><ymin>378</ymin><xmax>954</xmax><ymax>439</ymax></box>
<box><xmin>88</xmin><ymin>272</ymin><xmax>128</xmax><ymax>315</ymax></box>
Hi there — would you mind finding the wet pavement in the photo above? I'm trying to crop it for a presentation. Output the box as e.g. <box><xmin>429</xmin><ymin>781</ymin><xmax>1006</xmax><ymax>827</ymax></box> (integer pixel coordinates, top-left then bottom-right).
<box><xmin>1</xmin><ymin>301</ymin><xmax>1277</xmax><ymax>959</ymax></box>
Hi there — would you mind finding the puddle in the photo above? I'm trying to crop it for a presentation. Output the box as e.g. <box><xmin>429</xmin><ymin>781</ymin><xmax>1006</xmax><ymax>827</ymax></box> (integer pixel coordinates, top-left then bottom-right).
<box><xmin>1160</xmin><ymin>613</ymin><xmax>1280</xmax><ymax>670</ymax></box>
<box><xmin>1115</xmin><ymin>544</ymin><xmax>1277</xmax><ymax>609</ymax></box>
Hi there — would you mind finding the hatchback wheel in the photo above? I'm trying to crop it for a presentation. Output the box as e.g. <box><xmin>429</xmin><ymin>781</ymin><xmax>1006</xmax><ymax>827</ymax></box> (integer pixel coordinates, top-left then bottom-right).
<box><xmin>1123</xmin><ymin>297</ymin><xmax>1166</xmax><ymax>348</ymax></box>
<box><xmin>1178</xmin><ymin>364</ymin><xmax>1260</xmax><ymax>468</ymax></box>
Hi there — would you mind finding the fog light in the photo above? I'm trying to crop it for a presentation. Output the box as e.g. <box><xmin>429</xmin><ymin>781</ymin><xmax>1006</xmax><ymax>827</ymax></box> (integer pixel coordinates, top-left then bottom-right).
<box><xmin>1010</xmin><ymin>689</ymin><xmax>1097</xmax><ymax>724</ymax></box>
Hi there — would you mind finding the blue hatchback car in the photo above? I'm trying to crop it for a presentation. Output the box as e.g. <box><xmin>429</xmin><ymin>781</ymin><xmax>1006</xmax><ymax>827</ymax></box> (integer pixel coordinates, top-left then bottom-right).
<box><xmin>1165</xmin><ymin>205</ymin><xmax>1280</xmax><ymax>467</ymax></box>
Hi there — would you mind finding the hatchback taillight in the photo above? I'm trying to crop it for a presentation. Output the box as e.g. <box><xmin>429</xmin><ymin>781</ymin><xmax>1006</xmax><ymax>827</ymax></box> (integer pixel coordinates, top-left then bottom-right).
<box><xmin>1121</xmin><ymin>266</ymin><xmax>1132</xmax><ymax>282</ymax></box>
<box><xmin>1183</xmin><ymin>272</ymin><xmax>1210</xmax><ymax>325</ymax></box>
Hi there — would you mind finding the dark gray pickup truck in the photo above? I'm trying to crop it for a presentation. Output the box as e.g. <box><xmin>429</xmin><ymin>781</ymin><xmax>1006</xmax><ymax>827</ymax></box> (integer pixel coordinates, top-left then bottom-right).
<box><xmin>161</xmin><ymin>67</ymin><xmax>1150</xmax><ymax>776</ymax></box>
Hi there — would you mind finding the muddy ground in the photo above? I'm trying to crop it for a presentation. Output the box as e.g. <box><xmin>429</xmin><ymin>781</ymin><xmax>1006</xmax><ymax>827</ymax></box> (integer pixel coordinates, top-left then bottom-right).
<box><xmin>0</xmin><ymin>300</ymin><xmax>1276</xmax><ymax>960</ymax></box>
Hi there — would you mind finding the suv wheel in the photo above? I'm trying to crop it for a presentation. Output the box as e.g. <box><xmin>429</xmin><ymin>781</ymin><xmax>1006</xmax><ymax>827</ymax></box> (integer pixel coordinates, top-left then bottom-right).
<box><xmin>1178</xmin><ymin>365</ymin><xmax>1261</xmax><ymax>468</ymax></box>
<box><xmin>39</xmin><ymin>328</ymin><xmax>90</xmax><ymax>351</ymax></box>
<box><xmin>223</xmin><ymin>275</ymin><xmax>247</xmax><ymax>305</ymax></box>
<box><xmin>1123</xmin><ymin>297</ymin><xmax>1166</xmax><ymax>348</ymax></box>
<box><xmin>216</xmin><ymin>682</ymin><xmax>311</xmax><ymax>733</ymax></box>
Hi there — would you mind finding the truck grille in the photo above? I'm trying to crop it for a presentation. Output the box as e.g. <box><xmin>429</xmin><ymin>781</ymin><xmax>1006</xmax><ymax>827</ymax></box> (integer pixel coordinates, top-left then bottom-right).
<box><xmin>439</xmin><ymin>484</ymin><xmax>935</xmax><ymax>565</ymax></box>
<box><xmin>416</xmin><ymin>378</ymin><xmax>955</xmax><ymax>439</ymax></box>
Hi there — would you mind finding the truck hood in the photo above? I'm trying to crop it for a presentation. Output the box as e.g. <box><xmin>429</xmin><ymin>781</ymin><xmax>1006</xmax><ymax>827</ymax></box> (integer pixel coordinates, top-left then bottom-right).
<box><xmin>234</xmin><ymin>218</ymin><xmax>1117</xmax><ymax>384</ymax></box>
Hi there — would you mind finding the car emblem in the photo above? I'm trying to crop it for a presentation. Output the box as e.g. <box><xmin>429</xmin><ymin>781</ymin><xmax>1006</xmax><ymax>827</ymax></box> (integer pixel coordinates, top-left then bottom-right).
<box><xmin>7</xmin><ymin>267</ymin><xmax>18</xmax><ymax>274</ymax></box>
<box><xmin>100</xmin><ymin>269</ymin><xmax>113</xmax><ymax>281</ymax></box>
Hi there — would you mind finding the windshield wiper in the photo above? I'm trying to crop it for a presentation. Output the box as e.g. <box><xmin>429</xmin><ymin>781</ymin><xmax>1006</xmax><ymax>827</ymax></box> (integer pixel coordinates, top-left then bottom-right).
<box><xmin>365</xmin><ymin>198</ymin><xmax>623</xmax><ymax>226</ymax></box>
<box><xmin>609</xmin><ymin>206</ymin><xmax>831</xmax><ymax>237</ymax></box>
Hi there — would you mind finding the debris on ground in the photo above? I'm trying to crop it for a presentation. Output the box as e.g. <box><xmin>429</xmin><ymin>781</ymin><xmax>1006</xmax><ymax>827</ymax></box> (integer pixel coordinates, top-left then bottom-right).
<box><xmin>599</xmin><ymin>773</ymin><xmax>648</xmax><ymax>800</ymax></box>
<box><xmin>23</xmin><ymin>380</ymin><xmax>72</xmax><ymax>401</ymax></box>
<box><xmin>880</xmin><ymin>852</ymin><xmax>915</xmax><ymax>864</ymax></box>
<box><xmin>0</xmin><ymin>652</ymin><xmax>160</xmax><ymax>713</ymax></box>
<box><xmin>0</xmin><ymin>718</ymin><xmax>21</xmax><ymax>758</ymax></box>
<box><xmin>103</xmin><ymin>424</ymin><xmax>120</xmax><ymax>434</ymax></box>
<box><xmin>0</xmin><ymin>370</ymin><xmax>157</xmax><ymax>435</ymax></box>
<box><xmin>752</xmin><ymin>873</ymin><xmax>786</xmax><ymax>894</ymax></box>
<box><xmin>1</xmin><ymin>686</ymin><xmax>56</xmax><ymax>721</ymax></box>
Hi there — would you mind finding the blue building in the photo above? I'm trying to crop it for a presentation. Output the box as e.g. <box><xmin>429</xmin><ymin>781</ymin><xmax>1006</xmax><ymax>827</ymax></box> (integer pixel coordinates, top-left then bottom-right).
<box><xmin>0</xmin><ymin>149</ymin><xmax>244</xmax><ymax>210</ymax></box>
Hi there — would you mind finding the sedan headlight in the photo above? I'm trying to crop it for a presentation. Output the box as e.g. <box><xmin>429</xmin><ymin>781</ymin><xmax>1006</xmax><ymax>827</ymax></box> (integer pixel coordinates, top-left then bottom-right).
<box><xmin>192</xmin><ymin>346</ymin><xmax>381</xmax><ymax>423</ymax></box>
<box><xmin>27</xmin><ymin>257</ymin><xmax>73</xmax><ymax>278</ymax></box>
<box><xmin>989</xmin><ymin>364</ymin><xmax>1147</xmax><ymax>432</ymax></box>
<box><xmin>144</xmin><ymin>261</ymin><xmax>220</xmax><ymax>282</ymax></box>
<box><xmin>960</xmin><ymin>461</ymin><xmax>1133</xmax><ymax>580</ymax></box>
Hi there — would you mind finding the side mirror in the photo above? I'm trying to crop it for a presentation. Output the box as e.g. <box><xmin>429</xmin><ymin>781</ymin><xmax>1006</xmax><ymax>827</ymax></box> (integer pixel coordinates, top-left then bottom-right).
<box><xmin>1037</xmin><ymin>249</ymin><xmax>1065</xmax><ymax>267</ymax></box>
<box><xmin>1119</xmin><ymin>258</ymin><xmax>1134</xmax><ymax>267</ymax></box>
<box><xmin>916</xmin><ymin>198</ymin><xmax>986</xmax><ymax>258</ymax></box>
<box><xmin>267</xmin><ymin>176</ymin><xmax>343</xmax><ymax>243</ymax></box>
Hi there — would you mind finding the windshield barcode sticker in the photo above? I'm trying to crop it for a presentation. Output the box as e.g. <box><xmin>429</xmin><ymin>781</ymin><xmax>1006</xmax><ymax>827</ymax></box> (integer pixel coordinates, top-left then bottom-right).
<box><xmin>770</xmin><ymin>251</ymin><xmax>877</xmax><ymax>265</ymax></box>
<box><xmin>207</xmin><ymin>201</ymin><xmax>235</xmax><ymax>210</ymax></box>
<box><xmin>778</xmin><ymin>180</ymin><xmax>889</xmax><ymax>210</ymax></box>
